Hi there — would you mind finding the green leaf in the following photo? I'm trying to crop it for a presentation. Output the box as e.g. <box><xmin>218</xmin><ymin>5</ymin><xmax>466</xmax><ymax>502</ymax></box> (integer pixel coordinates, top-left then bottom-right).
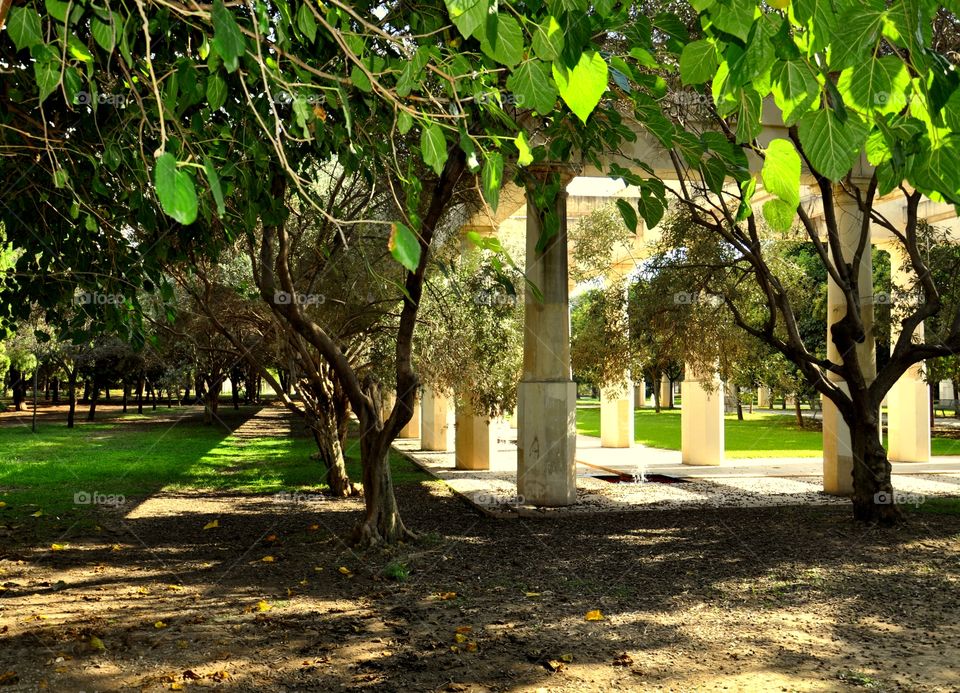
<box><xmin>944</xmin><ymin>89</ymin><xmax>960</xmax><ymax>132</ymax></box>
<box><xmin>770</xmin><ymin>59</ymin><xmax>820</xmax><ymax>126</ymax></box>
<box><xmin>479</xmin><ymin>14</ymin><xmax>523</xmax><ymax>67</ymax></box>
<box><xmin>760</xmin><ymin>139</ymin><xmax>801</xmax><ymax>231</ymax></box>
<box><xmin>389</xmin><ymin>222</ymin><xmax>421</xmax><ymax>272</ymax></box>
<box><xmin>763</xmin><ymin>199</ymin><xmax>796</xmax><ymax>232</ymax></box>
<box><xmin>615</xmin><ymin>198</ymin><xmax>638</xmax><ymax>233</ymax></box>
<box><xmin>91</xmin><ymin>17</ymin><xmax>117</xmax><ymax>53</ymax></box>
<box><xmin>829</xmin><ymin>6</ymin><xmax>885</xmax><ymax>71</ymax></box>
<box><xmin>420</xmin><ymin>123</ymin><xmax>448</xmax><ymax>176</ymax></box>
<box><xmin>33</xmin><ymin>55</ymin><xmax>60</xmax><ymax>104</ymax></box>
<box><xmin>296</xmin><ymin>3</ymin><xmax>317</xmax><ymax>42</ymax></box>
<box><xmin>711</xmin><ymin>0</ymin><xmax>756</xmax><ymax>42</ymax></box>
<box><xmin>350</xmin><ymin>65</ymin><xmax>372</xmax><ymax>92</ymax></box>
<box><xmin>797</xmin><ymin>109</ymin><xmax>869</xmax><ymax>181</ymax></box>
<box><xmin>532</xmin><ymin>16</ymin><xmax>564</xmax><ymax>61</ymax></box>
<box><xmin>397</xmin><ymin>111</ymin><xmax>413</xmax><ymax>135</ymax></box>
<box><xmin>734</xmin><ymin>88</ymin><xmax>763</xmax><ymax>143</ymax></box>
<box><xmin>154</xmin><ymin>152</ymin><xmax>199</xmax><ymax>225</ymax></box>
<box><xmin>515</xmin><ymin>132</ymin><xmax>533</xmax><ymax>166</ymax></box>
<box><xmin>206</xmin><ymin>72</ymin><xmax>227</xmax><ymax>111</ymax></box>
<box><xmin>505</xmin><ymin>60</ymin><xmax>558</xmax><ymax>114</ymax></box>
<box><xmin>44</xmin><ymin>0</ymin><xmax>70</xmax><ymax>23</ymax></box>
<box><xmin>446</xmin><ymin>0</ymin><xmax>486</xmax><ymax>39</ymax></box>
<box><xmin>212</xmin><ymin>0</ymin><xmax>246</xmax><ymax>73</ymax></box>
<box><xmin>203</xmin><ymin>158</ymin><xmax>226</xmax><ymax>218</ymax></box>
<box><xmin>552</xmin><ymin>51</ymin><xmax>608</xmax><ymax>124</ymax></box>
<box><xmin>481</xmin><ymin>151</ymin><xmax>504</xmax><ymax>211</ymax></box>
<box><xmin>53</xmin><ymin>169</ymin><xmax>69</xmax><ymax>189</ymax></box>
<box><xmin>836</xmin><ymin>56</ymin><xmax>909</xmax><ymax>115</ymax></box>
<box><xmin>6</xmin><ymin>7</ymin><xmax>43</xmax><ymax>51</ymax></box>
<box><xmin>679</xmin><ymin>40</ymin><xmax>718</xmax><ymax>86</ymax></box>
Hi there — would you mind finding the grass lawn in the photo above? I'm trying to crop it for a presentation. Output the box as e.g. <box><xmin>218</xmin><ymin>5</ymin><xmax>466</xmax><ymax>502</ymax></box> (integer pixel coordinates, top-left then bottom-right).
<box><xmin>576</xmin><ymin>404</ymin><xmax>960</xmax><ymax>457</ymax></box>
<box><xmin>0</xmin><ymin>405</ymin><xmax>427</xmax><ymax>520</ymax></box>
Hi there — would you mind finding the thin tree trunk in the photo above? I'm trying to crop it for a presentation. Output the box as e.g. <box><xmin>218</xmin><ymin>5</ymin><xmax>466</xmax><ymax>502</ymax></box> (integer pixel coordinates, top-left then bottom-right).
<box><xmin>352</xmin><ymin>411</ymin><xmax>413</xmax><ymax>547</ymax></box>
<box><xmin>794</xmin><ymin>395</ymin><xmax>804</xmax><ymax>428</ymax></box>
<box><xmin>735</xmin><ymin>388</ymin><xmax>743</xmax><ymax>421</ymax></box>
<box><xmin>122</xmin><ymin>384</ymin><xmax>129</xmax><ymax>413</ymax></box>
<box><xmin>849</xmin><ymin>408</ymin><xmax>900</xmax><ymax>524</ymax></box>
<box><xmin>52</xmin><ymin>378</ymin><xmax>60</xmax><ymax>404</ymax></box>
<box><xmin>87</xmin><ymin>376</ymin><xmax>99</xmax><ymax>421</ymax></box>
<box><xmin>311</xmin><ymin>415</ymin><xmax>354</xmax><ymax>497</ymax></box>
<box><xmin>67</xmin><ymin>373</ymin><xmax>77</xmax><ymax>428</ymax></box>
<box><xmin>136</xmin><ymin>376</ymin><xmax>144</xmax><ymax>414</ymax></box>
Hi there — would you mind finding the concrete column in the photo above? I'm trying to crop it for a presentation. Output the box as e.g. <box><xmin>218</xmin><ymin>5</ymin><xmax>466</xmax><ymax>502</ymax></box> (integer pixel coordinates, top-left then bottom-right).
<box><xmin>380</xmin><ymin>391</ymin><xmax>396</xmax><ymax>423</ymax></box>
<box><xmin>660</xmin><ymin>374</ymin><xmax>672</xmax><ymax>408</ymax></box>
<box><xmin>421</xmin><ymin>386</ymin><xmax>454</xmax><ymax>451</ymax></box>
<box><xmin>823</xmin><ymin>201</ymin><xmax>876</xmax><ymax>496</ymax></box>
<box><xmin>681</xmin><ymin>365</ymin><xmax>724</xmax><ymax>466</ymax></box>
<box><xmin>397</xmin><ymin>392</ymin><xmax>421</xmax><ymax>439</ymax></box>
<box><xmin>455</xmin><ymin>400</ymin><xmax>496</xmax><ymax>470</ymax></box>
<box><xmin>600</xmin><ymin>381</ymin><xmax>634</xmax><ymax>448</ymax></box>
<box><xmin>634</xmin><ymin>379</ymin><xmax>647</xmax><ymax>408</ymax></box>
<box><xmin>886</xmin><ymin>244</ymin><xmax>930</xmax><ymax>463</ymax></box>
<box><xmin>516</xmin><ymin>166</ymin><xmax>577</xmax><ymax>506</ymax></box>
<box><xmin>940</xmin><ymin>380</ymin><xmax>955</xmax><ymax>402</ymax></box>
<box><xmin>757</xmin><ymin>386</ymin><xmax>771</xmax><ymax>408</ymax></box>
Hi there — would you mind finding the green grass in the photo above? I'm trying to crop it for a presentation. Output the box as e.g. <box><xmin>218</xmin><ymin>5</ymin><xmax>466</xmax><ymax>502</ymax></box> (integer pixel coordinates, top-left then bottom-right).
<box><xmin>577</xmin><ymin>405</ymin><xmax>960</xmax><ymax>458</ymax></box>
<box><xmin>0</xmin><ymin>406</ymin><xmax>428</xmax><ymax>521</ymax></box>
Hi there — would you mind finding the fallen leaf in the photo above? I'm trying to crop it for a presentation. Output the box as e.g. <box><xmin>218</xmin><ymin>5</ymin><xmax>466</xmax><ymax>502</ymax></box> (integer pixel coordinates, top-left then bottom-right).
<box><xmin>169</xmin><ymin>683</ymin><xmax>184</xmax><ymax>691</ymax></box>
<box><xmin>209</xmin><ymin>671</ymin><xmax>230</xmax><ymax>681</ymax></box>
<box><xmin>584</xmin><ymin>610</ymin><xmax>604</xmax><ymax>621</ymax></box>
<box><xmin>465</xmin><ymin>641</ymin><xmax>478</xmax><ymax>652</ymax></box>
<box><xmin>612</xmin><ymin>652</ymin><xmax>634</xmax><ymax>667</ymax></box>
<box><xmin>165</xmin><ymin>584</ymin><xmax>183</xmax><ymax>591</ymax></box>
<box><xmin>338</xmin><ymin>566</ymin><xmax>352</xmax><ymax>576</ymax></box>
<box><xmin>313</xmin><ymin>567</ymin><xmax>323</xmax><ymax>573</ymax></box>
<box><xmin>50</xmin><ymin>544</ymin><xmax>66</xmax><ymax>551</ymax></box>
<box><xmin>454</xmin><ymin>626</ymin><xmax>473</xmax><ymax>634</ymax></box>
<box><xmin>439</xmin><ymin>592</ymin><xmax>457</xmax><ymax>601</ymax></box>
<box><xmin>560</xmin><ymin>653</ymin><xmax>573</xmax><ymax>663</ymax></box>
<box><xmin>449</xmin><ymin>645</ymin><xmax>459</xmax><ymax>653</ymax></box>
<box><xmin>454</xmin><ymin>633</ymin><xmax>468</xmax><ymax>643</ymax></box>
<box><xmin>0</xmin><ymin>671</ymin><xmax>19</xmax><ymax>685</ymax></box>
<box><xmin>545</xmin><ymin>659</ymin><xmax>565</xmax><ymax>672</ymax></box>
<box><xmin>299</xmin><ymin>579</ymin><xmax>309</xmax><ymax>586</ymax></box>
<box><xmin>256</xmin><ymin>600</ymin><xmax>272</xmax><ymax>612</ymax></box>
<box><xmin>31</xmin><ymin>510</ymin><xmax>43</xmax><ymax>517</ymax></box>
<box><xmin>265</xmin><ymin>534</ymin><xmax>278</xmax><ymax>542</ymax></box>
<box><xmin>0</xmin><ymin>502</ymin><xmax>7</xmax><ymax>508</ymax></box>
<box><xmin>261</xmin><ymin>556</ymin><xmax>275</xmax><ymax>563</ymax></box>
<box><xmin>136</xmin><ymin>587</ymin><xmax>150</xmax><ymax>595</ymax></box>
<box><xmin>307</xmin><ymin>524</ymin><xmax>320</xmax><ymax>531</ymax></box>
<box><xmin>88</xmin><ymin>636</ymin><xmax>106</xmax><ymax>652</ymax></box>
<box><xmin>524</xmin><ymin>592</ymin><xmax>541</xmax><ymax>598</ymax></box>
<box><xmin>182</xmin><ymin>670</ymin><xmax>201</xmax><ymax>680</ymax></box>
<box><xmin>111</xmin><ymin>544</ymin><xmax>122</xmax><ymax>552</ymax></box>
<box><xmin>202</xmin><ymin>519</ymin><xmax>219</xmax><ymax>530</ymax></box>
<box><xmin>154</xmin><ymin>621</ymin><xmax>167</xmax><ymax>629</ymax></box>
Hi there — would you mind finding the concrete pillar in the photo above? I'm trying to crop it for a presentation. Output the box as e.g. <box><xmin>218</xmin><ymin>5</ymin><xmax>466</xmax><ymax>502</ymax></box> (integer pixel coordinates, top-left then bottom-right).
<box><xmin>380</xmin><ymin>391</ymin><xmax>396</xmax><ymax>423</ymax></box>
<box><xmin>940</xmin><ymin>380</ymin><xmax>955</xmax><ymax>402</ymax></box>
<box><xmin>660</xmin><ymin>374</ymin><xmax>672</xmax><ymax>408</ymax></box>
<box><xmin>600</xmin><ymin>381</ymin><xmax>634</xmax><ymax>448</ymax></box>
<box><xmin>886</xmin><ymin>244</ymin><xmax>930</xmax><ymax>463</ymax></box>
<box><xmin>397</xmin><ymin>392</ymin><xmax>421</xmax><ymax>439</ymax></box>
<box><xmin>455</xmin><ymin>400</ymin><xmax>496</xmax><ymax>470</ymax></box>
<box><xmin>681</xmin><ymin>365</ymin><xmax>724</xmax><ymax>466</ymax></box>
<box><xmin>634</xmin><ymin>379</ymin><xmax>647</xmax><ymax>408</ymax></box>
<box><xmin>421</xmin><ymin>386</ymin><xmax>454</xmax><ymax>451</ymax></box>
<box><xmin>757</xmin><ymin>386</ymin><xmax>771</xmax><ymax>408</ymax></box>
<box><xmin>516</xmin><ymin>166</ymin><xmax>577</xmax><ymax>506</ymax></box>
<box><xmin>823</xmin><ymin>201</ymin><xmax>876</xmax><ymax>496</ymax></box>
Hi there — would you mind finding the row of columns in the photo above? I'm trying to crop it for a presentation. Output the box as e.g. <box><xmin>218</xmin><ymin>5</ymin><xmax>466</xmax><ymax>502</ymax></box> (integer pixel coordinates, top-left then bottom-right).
<box><xmin>403</xmin><ymin>173</ymin><xmax>932</xmax><ymax>506</ymax></box>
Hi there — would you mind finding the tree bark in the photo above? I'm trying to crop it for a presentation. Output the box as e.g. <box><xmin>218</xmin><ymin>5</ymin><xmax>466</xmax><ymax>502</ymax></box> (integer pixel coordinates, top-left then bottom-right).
<box><xmin>794</xmin><ymin>395</ymin><xmax>804</xmax><ymax>428</ymax></box>
<box><xmin>311</xmin><ymin>410</ymin><xmax>354</xmax><ymax>497</ymax></box>
<box><xmin>67</xmin><ymin>372</ymin><xmax>77</xmax><ymax>428</ymax></box>
<box><xmin>10</xmin><ymin>367</ymin><xmax>25</xmax><ymax>411</ymax></box>
<box><xmin>849</xmin><ymin>407</ymin><xmax>900</xmax><ymax>524</ymax></box>
<box><xmin>87</xmin><ymin>374</ymin><xmax>99</xmax><ymax>421</ymax></box>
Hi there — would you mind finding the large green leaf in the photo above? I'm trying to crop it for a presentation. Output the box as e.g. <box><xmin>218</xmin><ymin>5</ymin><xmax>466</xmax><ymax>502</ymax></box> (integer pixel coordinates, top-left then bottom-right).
<box><xmin>296</xmin><ymin>3</ymin><xmax>317</xmax><ymax>42</ymax></box>
<box><xmin>615</xmin><ymin>198</ymin><xmax>638</xmax><ymax>233</ymax></box>
<box><xmin>389</xmin><ymin>222</ymin><xmax>421</xmax><ymax>272</ymax></box>
<box><xmin>532</xmin><ymin>16</ymin><xmax>564</xmax><ymax>61</ymax></box>
<box><xmin>479</xmin><ymin>14</ymin><xmax>523</xmax><ymax>67</ymax></box>
<box><xmin>710</xmin><ymin>0</ymin><xmax>756</xmax><ymax>42</ymax></box>
<box><xmin>154</xmin><ymin>153</ymin><xmax>199</xmax><ymax>225</ymax></box>
<box><xmin>770</xmin><ymin>59</ymin><xmax>819</xmax><ymax>126</ymax></box>
<box><xmin>760</xmin><ymin>139</ymin><xmax>801</xmax><ymax>231</ymax></box>
<box><xmin>679</xmin><ymin>39</ymin><xmax>718</xmax><ymax>86</ymax></box>
<box><xmin>828</xmin><ymin>6</ymin><xmax>885</xmax><ymax>71</ymax></box>
<box><xmin>734</xmin><ymin>87</ymin><xmax>762</xmax><ymax>143</ymax></box>
<box><xmin>203</xmin><ymin>158</ymin><xmax>226</xmax><ymax>218</ymax></box>
<box><xmin>797</xmin><ymin>109</ymin><xmax>869</xmax><ymax>181</ymax></box>
<box><xmin>837</xmin><ymin>56</ymin><xmax>909</xmax><ymax>116</ymax></box>
<box><xmin>33</xmin><ymin>54</ymin><xmax>60</xmax><ymax>104</ymax></box>
<box><xmin>6</xmin><ymin>7</ymin><xmax>43</xmax><ymax>51</ymax></box>
<box><xmin>482</xmin><ymin>151</ymin><xmax>504</xmax><ymax>211</ymax></box>
<box><xmin>212</xmin><ymin>0</ymin><xmax>247</xmax><ymax>72</ymax></box>
<box><xmin>420</xmin><ymin>123</ymin><xmax>448</xmax><ymax>176</ymax></box>
<box><xmin>206</xmin><ymin>73</ymin><xmax>227</xmax><ymax>111</ymax></box>
<box><xmin>552</xmin><ymin>51</ymin><xmax>608</xmax><ymax>124</ymax></box>
<box><xmin>506</xmin><ymin>60</ymin><xmax>558</xmax><ymax>114</ymax></box>
<box><xmin>446</xmin><ymin>0</ymin><xmax>487</xmax><ymax>39</ymax></box>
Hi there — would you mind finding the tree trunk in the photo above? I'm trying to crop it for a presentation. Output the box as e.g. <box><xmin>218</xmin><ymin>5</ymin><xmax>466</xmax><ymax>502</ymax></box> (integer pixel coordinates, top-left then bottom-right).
<box><xmin>652</xmin><ymin>378</ymin><xmax>662</xmax><ymax>414</ymax></box>
<box><xmin>794</xmin><ymin>395</ymin><xmax>804</xmax><ymax>428</ymax></box>
<box><xmin>311</xmin><ymin>414</ymin><xmax>355</xmax><ymax>497</ymax></box>
<box><xmin>67</xmin><ymin>373</ymin><xmax>77</xmax><ymax>428</ymax></box>
<box><xmin>351</xmin><ymin>418</ymin><xmax>414</xmax><ymax>547</ymax></box>
<box><xmin>122</xmin><ymin>384</ymin><xmax>129</xmax><ymax>413</ymax></box>
<box><xmin>953</xmin><ymin>379</ymin><xmax>959</xmax><ymax>418</ymax></box>
<box><xmin>136</xmin><ymin>376</ymin><xmax>144</xmax><ymax>414</ymax></box>
<box><xmin>203</xmin><ymin>380</ymin><xmax>219</xmax><ymax>425</ymax></box>
<box><xmin>849</xmin><ymin>410</ymin><xmax>900</xmax><ymax>525</ymax></box>
<box><xmin>87</xmin><ymin>377</ymin><xmax>99</xmax><ymax>421</ymax></box>
<box><xmin>735</xmin><ymin>388</ymin><xmax>743</xmax><ymax>421</ymax></box>
<box><xmin>52</xmin><ymin>378</ymin><xmax>60</xmax><ymax>404</ymax></box>
<box><xmin>10</xmin><ymin>367</ymin><xmax>24</xmax><ymax>411</ymax></box>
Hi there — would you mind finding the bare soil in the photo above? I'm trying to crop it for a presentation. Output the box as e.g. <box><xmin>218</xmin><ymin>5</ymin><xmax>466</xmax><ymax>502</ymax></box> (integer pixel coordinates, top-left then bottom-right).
<box><xmin>1</xmin><ymin>411</ymin><xmax>959</xmax><ymax>692</ymax></box>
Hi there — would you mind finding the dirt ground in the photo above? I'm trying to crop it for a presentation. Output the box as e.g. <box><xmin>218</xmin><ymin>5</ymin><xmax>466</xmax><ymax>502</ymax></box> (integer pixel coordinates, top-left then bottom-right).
<box><xmin>1</xmin><ymin>410</ymin><xmax>959</xmax><ymax>692</ymax></box>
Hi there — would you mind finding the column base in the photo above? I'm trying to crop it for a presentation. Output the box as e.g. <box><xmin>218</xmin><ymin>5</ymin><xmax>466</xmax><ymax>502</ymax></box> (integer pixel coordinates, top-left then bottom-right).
<box><xmin>517</xmin><ymin>380</ymin><xmax>577</xmax><ymax>506</ymax></box>
<box><xmin>888</xmin><ymin>373</ymin><xmax>930</xmax><ymax>463</ymax></box>
<box><xmin>421</xmin><ymin>388</ymin><xmax>454</xmax><ymax>452</ymax></box>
